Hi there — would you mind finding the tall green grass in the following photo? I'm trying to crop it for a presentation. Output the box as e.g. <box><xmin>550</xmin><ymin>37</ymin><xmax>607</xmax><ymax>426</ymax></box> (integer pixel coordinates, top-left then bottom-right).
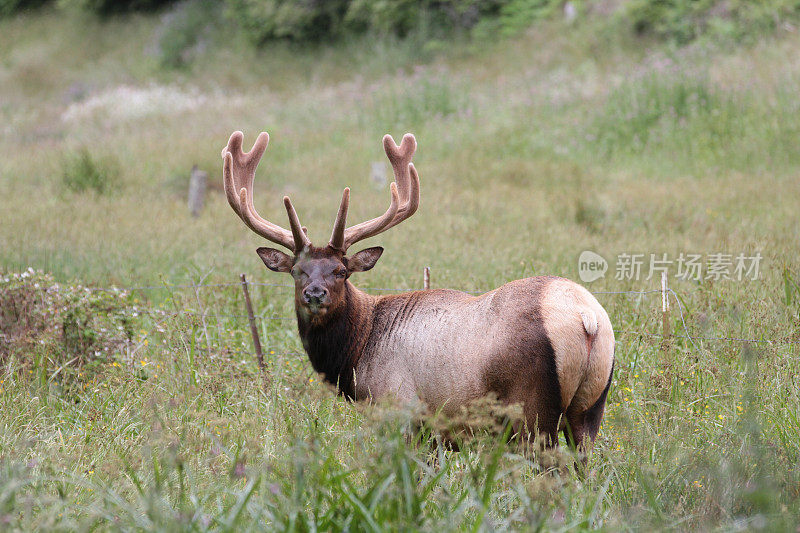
<box><xmin>2</xmin><ymin>7</ymin><xmax>800</xmax><ymax>531</ymax></box>
<box><xmin>586</xmin><ymin>71</ymin><xmax>800</xmax><ymax>175</ymax></box>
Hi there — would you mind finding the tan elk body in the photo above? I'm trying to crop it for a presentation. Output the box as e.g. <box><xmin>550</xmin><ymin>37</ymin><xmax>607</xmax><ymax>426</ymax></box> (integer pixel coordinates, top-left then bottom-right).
<box><xmin>222</xmin><ymin>131</ymin><xmax>615</xmax><ymax>451</ymax></box>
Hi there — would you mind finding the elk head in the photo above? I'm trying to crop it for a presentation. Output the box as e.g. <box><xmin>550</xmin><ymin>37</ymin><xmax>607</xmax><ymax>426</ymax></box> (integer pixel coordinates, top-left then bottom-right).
<box><xmin>222</xmin><ymin>131</ymin><xmax>420</xmax><ymax>321</ymax></box>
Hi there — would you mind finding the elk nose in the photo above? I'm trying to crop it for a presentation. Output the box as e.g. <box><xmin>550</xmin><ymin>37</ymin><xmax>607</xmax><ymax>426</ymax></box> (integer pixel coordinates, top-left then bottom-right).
<box><xmin>303</xmin><ymin>285</ymin><xmax>328</xmax><ymax>304</ymax></box>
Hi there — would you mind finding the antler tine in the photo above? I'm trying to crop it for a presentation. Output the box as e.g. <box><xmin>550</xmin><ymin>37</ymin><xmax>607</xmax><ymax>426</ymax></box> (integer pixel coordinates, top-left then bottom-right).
<box><xmin>383</xmin><ymin>161</ymin><xmax>420</xmax><ymax>231</ymax></box>
<box><xmin>223</xmin><ymin>131</ymin><xmax>303</xmax><ymax>252</ymax></box>
<box><xmin>342</xmin><ymin>183</ymin><xmax>400</xmax><ymax>249</ymax></box>
<box><xmin>383</xmin><ymin>133</ymin><xmax>416</xmax><ymax>198</ymax></box>
<box><xmin>223</xmin><ymin>131</ymin><xmax>267</xmax><ymax>218</ymax></box>
<box><xmin>380</xmin><ymin>134</ymin><xmax>420</xmax><ymax>232</ymax></box>
<box><xmin>340</xmin><ymin>133</ymin><xmax>420</xmax><ymax>250</ymax></box>
<box><xmin>283</xmin><ymin>196</ymin><xmax>311</xmax><ymax>250</ymax></box>
<box><xmin>328</xmin><ymin>188</ymin><xmax>350</xmax><ymax>251</ymax></box>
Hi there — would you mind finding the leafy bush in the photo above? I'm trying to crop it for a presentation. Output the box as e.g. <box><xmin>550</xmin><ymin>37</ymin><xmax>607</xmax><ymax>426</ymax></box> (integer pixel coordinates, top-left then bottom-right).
<box><xmin>0</xmin><ymin>0</ymin><xmax>48</xmax><ymax>17</ymax></box>
<box><xmin>225</xmin><ymin>0</ymin><xmax>351</xmax><ymax>44</ymax></box>
<box><xmin>57</xmin><ymin>0</ymin><xmax>175</xmax><ymax>15</ymax></box>
<box><xmin>0</xmin><ymin>269</ymin><xmax>140</xmax><ymax>385</ymax></box>
<box><xmin>61</xmin><ymin>148</ymin><xmax>118</xmax><ymax>194</ymax></box>
<box><xmin>626</xmin><ymin>0</ymin><xmax>800</xmax><ymax>44</ymax></box>
<box><xmin>494</xmin><ymin>0</ymin><xmax>561</xmax><ymax>36</ymax></box>
<box><xmin>344</xmin><ymin>0</ymin><xmax>508</xmax><ymax>38</ymax></box>
<box><xmin>225</xmin><ymin>0</ymin><xmax>555</xmax><ymax>46</ymax></box>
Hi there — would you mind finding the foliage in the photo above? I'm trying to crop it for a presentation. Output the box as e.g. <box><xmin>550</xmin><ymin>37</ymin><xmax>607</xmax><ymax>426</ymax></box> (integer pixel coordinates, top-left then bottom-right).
<box><xmin>60</xmin><ymin>148</ymin><xmax>118</xmax><ymax>195</ymax></box>
<box><xmin>8</xmin><ymin>0</ymin><xmax>800</xmax><ymax>46</ymax></box>
<box><xmin>344</xmin><ymin>0</ymin><xmax>508</xmax><ymax>38</ymax></box>
<box><xmin>57</xmin><ymin>0</ymin><xmax>175</xmax><ymax>15</ymax></box>
<box><xmin>226</xmin><ymin>0</ymin><xmax>556</xmax><ymax>45</ymax></box>
<box><xmin>495</xmin><ymin>0</ymin><xmax>562</xmax><ymax>37</ymax></box>
<box><xmin>0</xmin><ymin>269</ymin><xmax>139</xmax><ymax>386</ymax></box>
<box><xmin>0</xmin><ymin>0</ymin><xmax>48</xmax><ymax>17</ymax></box>
<box><xmin>626</xmin><ymin>0</ymin><xmax>800</xmax><ymax>44</ymax></box>
<box><xmin>224</xmin><ymin>0</ymin><xmax>351</xmax><ymax>44</ymax></box>
<box><xmin>216</xmin><ymin>0</ymin><xmax>800</xmax><ymax>47</ymax></box>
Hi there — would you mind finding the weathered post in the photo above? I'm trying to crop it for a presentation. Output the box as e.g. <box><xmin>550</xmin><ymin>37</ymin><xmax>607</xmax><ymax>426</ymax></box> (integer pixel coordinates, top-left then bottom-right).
<box><xmin>371</xmin><ymin>161</ymin><xmax>387</xmax><ymax>189</ymax></box>
<box><xmin>240</xmin><ymin>274</ymin><xmax>267</xmax><ymax>387</ymax></box>
<box><xmin>661</xmin><ymin>271</ymin><xmax>672</xmax><ymax>355</ymax></box>
<box><xmin>188</xmin><ymin>165</ymin><xmax>208</xmax><ymax>217</ymax></box>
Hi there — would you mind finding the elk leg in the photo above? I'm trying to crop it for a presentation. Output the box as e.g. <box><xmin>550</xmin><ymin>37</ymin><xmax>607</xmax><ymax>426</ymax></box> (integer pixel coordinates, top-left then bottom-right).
<box><xmin>564</xmin><ymin>373</ymin><xmax>612</xmax><ymax>471</ymax></box>
<box><xmin>522</xmin><ymin>393</ymin><xmax>562</xmax><ymax>454</ymax></box>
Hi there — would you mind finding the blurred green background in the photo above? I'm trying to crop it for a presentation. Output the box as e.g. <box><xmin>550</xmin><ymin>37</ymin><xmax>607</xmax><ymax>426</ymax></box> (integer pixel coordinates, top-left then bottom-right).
<box><xmin>2</xmin><ymin>1</ymin><xmax>800</xmax><ymax>530</ymax></box>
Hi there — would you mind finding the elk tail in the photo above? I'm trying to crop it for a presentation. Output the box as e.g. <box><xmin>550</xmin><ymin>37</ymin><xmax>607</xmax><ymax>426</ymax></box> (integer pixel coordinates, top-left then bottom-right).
<box><xmin>580</xmin><ymin>309</ymin><xmax>598</xmax><ymax>337</ymax></box>
<box><xmin>579</xmin><ymin>309</ymin><xmax>598</xmax><ymax>368</ymax></box>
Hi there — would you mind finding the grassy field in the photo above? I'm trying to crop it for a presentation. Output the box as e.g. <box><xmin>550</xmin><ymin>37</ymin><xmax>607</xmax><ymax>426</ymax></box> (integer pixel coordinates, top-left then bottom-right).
<box><xmin>2</xmin><ymin>7</ymin><xmax>800</xmax><ymax>531</ymax></box>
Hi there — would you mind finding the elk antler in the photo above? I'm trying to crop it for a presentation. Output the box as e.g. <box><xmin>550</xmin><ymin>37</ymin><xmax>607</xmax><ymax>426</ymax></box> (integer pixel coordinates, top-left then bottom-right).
<box><xmin>328</xmin><ymin>133</ymin><xmax>420</xmax><ymax>251</ymax></box>
<box><xmin>223</xmin><ymin>131</ymin><xmax>311</xmax><ymax>252</ymax></box>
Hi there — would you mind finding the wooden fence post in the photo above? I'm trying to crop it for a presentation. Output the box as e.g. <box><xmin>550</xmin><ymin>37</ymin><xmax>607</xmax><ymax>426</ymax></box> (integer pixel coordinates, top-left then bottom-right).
<box><xmin>423</xmin><ymin>266</ymin><xmax>430</xmax><ymax>290</ymax></box>
<box><xmin>188</xmin><ymin>165</ymin><xmax>207</xmax><ymax>218</ymax></box>
<box><xmin>661</xmin><ymin>271</ymin><xmax>672</xmax><ymax>356</ymax></box>
<box><xmin>371</xmin><ymin>161</ymin><xmax>387</xmax><ymax>189</ymax></box>
<box><xmin>240</xmin><ymin>274</ymin><xmax>268</xmax><ymax>387</ymax></box>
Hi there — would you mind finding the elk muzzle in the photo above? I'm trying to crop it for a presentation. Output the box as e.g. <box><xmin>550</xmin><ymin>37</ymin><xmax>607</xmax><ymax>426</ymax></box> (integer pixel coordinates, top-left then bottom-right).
<box><xmin>302</xmin><ymin>284</ymin><xmax>329</xmax><ymax>308</ymax></box>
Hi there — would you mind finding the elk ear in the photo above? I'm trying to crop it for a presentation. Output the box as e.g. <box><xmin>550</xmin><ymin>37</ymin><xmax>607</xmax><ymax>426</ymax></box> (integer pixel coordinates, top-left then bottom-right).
<box><xmin>256</xmin><ymin>247</ymin><xmax>293</xmax><ymax>273</ymax></box>
<box><xmin>347</xmin><ymin>247</ymin><xmax>384</xmax><ymax>273</ymax></box>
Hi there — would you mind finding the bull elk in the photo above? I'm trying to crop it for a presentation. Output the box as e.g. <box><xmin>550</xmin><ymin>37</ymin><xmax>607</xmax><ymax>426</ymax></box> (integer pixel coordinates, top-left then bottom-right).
<box><xmin>222</xmin><ymin>131</ymin><xmax>615</xmax><ymax>453</ymax></box>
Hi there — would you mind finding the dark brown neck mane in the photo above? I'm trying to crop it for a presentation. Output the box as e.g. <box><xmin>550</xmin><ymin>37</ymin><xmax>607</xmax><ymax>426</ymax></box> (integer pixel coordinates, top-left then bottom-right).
<box><xmin>295</xmin><ymin>282</ymin><xmax>374</xmax><ymax>399</ymax></box>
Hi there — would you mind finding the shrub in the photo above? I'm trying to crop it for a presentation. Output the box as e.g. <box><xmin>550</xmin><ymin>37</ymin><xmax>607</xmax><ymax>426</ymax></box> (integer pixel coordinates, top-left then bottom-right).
<box><xmin>57</xmin><ymin>0</ymin><xmax>175</xmax><ymax>15</ymax></box>
<box><xmin>344</xmin><ymin>0</ymin><xmax>507</xmax><ymax>38</ymax></box>
<box><xmin>0</xmin><ymin>0</ymin><xmax>48</xmax><ymax>17</ymax></box>
<box><xmin>494</xmin><ymin>0</ymin><xmax>561</xmax><ymax>36</ymax></box>
<box><xmin>225</xmin><ymin>0</ymin><xmax>549</xmax><ymax>46</ymax></box>
<box><xmin>0</xmin><ymin>269</ymin><xmax>140</xmax><ymax>386</ymax></box>
<box><xmin>625</xmin><ymin>0</ymin><xmax>800</xmax><ymax>44</ymax></box>
<box><xmin>61</xmin><ymin>148</ymin><xmax>118</xmax><ymax>195</ymax></box>
<box><xmin>225</xmin><ymin>0</ymin><xmax>351</xmax><ymax>44</ymax></box>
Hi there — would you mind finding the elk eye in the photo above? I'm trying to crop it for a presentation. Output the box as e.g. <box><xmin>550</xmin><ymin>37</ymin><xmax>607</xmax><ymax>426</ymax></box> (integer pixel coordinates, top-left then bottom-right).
<box><xmin>335</xmin><ymin>270</ymin><xmax>346</xmax><ymax>279</ymax></box>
